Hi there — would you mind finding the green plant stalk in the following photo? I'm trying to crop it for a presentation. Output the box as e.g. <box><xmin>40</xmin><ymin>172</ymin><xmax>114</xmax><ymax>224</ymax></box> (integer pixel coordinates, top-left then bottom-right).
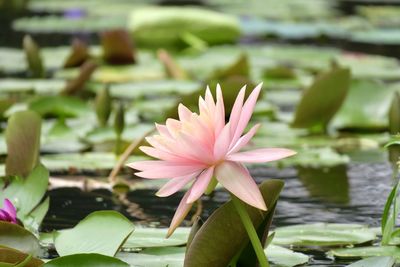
<box><xmin>231</xmin><ymin>195</ymin><xmax>269</xmax><ymax>267</ymax></box>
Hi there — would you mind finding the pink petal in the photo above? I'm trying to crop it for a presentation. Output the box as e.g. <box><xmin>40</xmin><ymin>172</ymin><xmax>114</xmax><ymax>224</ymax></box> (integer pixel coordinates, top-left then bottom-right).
<box><xmin>186</xmin><ymin>167</ymin><xmax>214</xmax><ymax>203</ymax></box>
<box><xmin>178</xmin><ymin>104</ymin><xmax>192</xmax><ymax>121</ymax></box>
<box><xmin>166</xmin><ymin>119</ymin><xmax>182</xmax><ymax>137</ymax></box>
<box><xmin>156</xmin><ymin>171</ymin><xmax>200</xmax><ymax>197</ymax></box>
<box><xmin>229</xmin><ymin>124</ymin><xmax>260</xmax><ymax>154</ymax></box>
<box><xmin>227</xmin><ymin>148</ymin><xmax>296</xmax><ymax>163</ymax></box>
<box><xmin>214</xmin><ymin>123</ymin><xmax>231</xmax><ymax>160</ymax></box>
<box><xmin>177</xmin><ymin>132</ymin><xmax>214</xmax><ymax>163</ymax></box>
<box><xmin>167</xmin><ymin>190</ymin><xmax>193</xmax><ymax>237</ymax></box>
<box><xmin>215</xmin><ymin>161</ymin><xmax>266</xmax><ymax>210</ymax></box>
<box><xmin>229</xmin><ymin>85</ymin><xmax>246</xmax><ymax>138</ymax></box>
<box><xmin>214</xmin><ymin>84</ymin><xmax>225</xmax><ymax>136</ymax></box>
<box><xmin>204</xmin><ymin>86</ymin><xmax>216</xmax><ymax>112</ymax></box>
<box><xmin>127</xmin><ymin>160</ymin><xmax>206</xmax><ymax>179</ymax></box>
<box><xmin>155</xmin><ymin>123</ymin><xmax>172</xmax><ymax>138</ymax></box>
<box><xmin>3</xmin><ymin>199</ymin><xmax>16</xmax><ymax>220</ymax></box>
<box><xmin>231</xmin><ymin>83</ymin><xmax>262</xmax><ymax>145</ymax></box>
<box><xmin>139</xmin><ymin>146</ymin><xmax>198</xmax><ymax>164</ymax></box>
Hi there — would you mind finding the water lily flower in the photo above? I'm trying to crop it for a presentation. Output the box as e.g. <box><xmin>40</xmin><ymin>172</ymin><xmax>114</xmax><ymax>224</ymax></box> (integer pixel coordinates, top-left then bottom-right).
<box><xmin>0</xmin><ymin>199</ymin><xmax>17</xmax><ymax>224</ymax></box>
<box><xmin>128</xmin><ymin>83</ymin><xmax>296</xmax><ymax>236</ymax></box>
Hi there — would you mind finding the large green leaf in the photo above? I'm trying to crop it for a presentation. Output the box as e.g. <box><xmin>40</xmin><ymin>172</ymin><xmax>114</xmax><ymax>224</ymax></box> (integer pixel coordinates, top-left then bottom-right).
<box><xmin>184</xmin><ymin>179</ymin><xmax>284</xmax><ymax>267</ymax></box>
<box><xmin>43</xmin><ymin>254</ymin><xmax>129</xmax><ymax>267</ymax></box>
<box><xmin>332</xmin><ymin>80</ymin><xmax>397</xmax><ymax>130</ymax></box>
<box><xmin>0</xmin><ymin>246</ymin><xmax>43</xmax><ymax>267</ymax></box>
<box><xmin>0</xmin><ymin>222</ymin><xmax>40</xmax><ymax>255</ymax></box>
<box><xmin>347</xmin><ymin>256</ymin><xmax>395</xmax><ymax>267</ymax></box>
<box><xmin>5</xmin><ymin>111</ymin><xmax>41</xmax><ymax>178</ymax></box>
<box><xmin>54</xmin><ymin>211</ymin><xmax>134</xmax><ymax>256</ymax></box>
<box><xmin>292</xmin><ymin>67</ymin><xmax>351</xmax><ymax>130</ymax></box>
<box><xmin>273</xmin><ymin>223</ymin><xmax>377</xmax><ymax>247</ymax></box>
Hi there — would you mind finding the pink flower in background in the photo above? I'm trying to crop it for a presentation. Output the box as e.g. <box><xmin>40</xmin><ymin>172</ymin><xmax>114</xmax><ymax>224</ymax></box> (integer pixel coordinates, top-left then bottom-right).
<box><xmin>128</xmin><ymin>83</ymin><xmax>296</xmax><ymax>236</ymax></box>
<box><xmin>0</xmin><ymin>199</ymin><xmax>17</xmax><ymax>224</ymax></box>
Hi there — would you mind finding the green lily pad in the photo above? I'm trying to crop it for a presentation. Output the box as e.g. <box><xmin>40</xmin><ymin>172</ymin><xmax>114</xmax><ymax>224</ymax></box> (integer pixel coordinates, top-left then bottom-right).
<box><xmin>107</xmin><ymin>80</ymin><xmax>200</xmax><ymax>99</ymax></box>
<box><xmin>0</xmin><ymin>222</ymin><xmax>40</xmax><ymax>255</ymax></box>
<box><xmin>29</xmin><ymin>95</ymin><xmax>90</xmax><ymax>118</ymax></box>
<box><xmin>346</xmin><ymin>256</ymin><xmax>395</xmax><ymax>267</ymax></box>
<box><xmin>266</xmin><ymin>244</ymin><xmax>309</xmax><ymax>267</ymax></box>
<box><xmin>43</xmin><ymin>254</ymin><xmax>129</xmax><ymax>267</ymax></box>
<box><xmin>273</xmin><ymin>223</ymin><xmax>377</xmax><ymax>247</ymax></box>
<box><xmin>332</xmin><ymin>80</ymin><xmax>397</xmax><ymax>130</ymax></box>
<box><xmin>117</xmin><ymin>247</ymin><xmax>185</xmax><ymax>267</ymax></box>
<box><xmin>329</xmin><ymin>246</ymin><xmax>400</xmax><ymax>261</ymax></box>
<box><xmin>123</xmin><ymin>227</ymin><xmax>190</xmax><ymax>249</ymax></box>
<box><xmin>54</xmin><ymin>211</ymin><xmax>134</xmax><ymax>256</ymax></box>
<box><xmin>0</xmin><ymin>79</ymin><xmax>65</xmax><ymax>95</ymax></box>
<box><xmin>42</xmin><ymin>152</ymin><xmax>147</xmax><ymax>172</ymax></box>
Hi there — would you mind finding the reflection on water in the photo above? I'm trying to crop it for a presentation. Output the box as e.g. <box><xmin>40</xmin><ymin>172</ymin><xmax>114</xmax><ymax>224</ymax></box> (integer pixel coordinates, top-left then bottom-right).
<box><xmin>41</xmin><ymin>163</ymin><xmax>393</xmax><ymax>266</ymax></box>
<box><xmin>297</xmin><ymin>165</ymin><xmax>350</xmax><ymax>204</ymax></box>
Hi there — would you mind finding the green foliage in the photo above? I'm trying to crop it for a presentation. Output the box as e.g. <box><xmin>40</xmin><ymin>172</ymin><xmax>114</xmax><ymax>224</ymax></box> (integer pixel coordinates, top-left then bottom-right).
<box><xmin>22</xmin><ymin>36</ymin><xmax>44</xmax><ymax>78</ymax></box>
<box><xmin>292</xmin><ymin>66</ymin><xmax>351</xmax><ymax>131</ymax></box>
<box><xmin>128</xmin><ymin>7</ymin><xmax>241</xmax><ymax>47</ymax></box>
<box><xmin>43</xmin><ymin>254</ymin><xmax>129</xmax><ymax>267</ymax></box>
<box><xmin>0</xmin><ymin>222</ymin><xmax>40</xmax><ymax>255</ymax></box>
<box><xmin>0</xmin><ymin>246</ymin><xmax>43</xmax><ymax>267</ymax></box>
<box><xmin>184</xmin><ymin>179</ymin><xmax>284</xmax><ymax>267</ymax></box>
<box><xmin>5</xmin><ymin>111</ymin><xmax>41</xmax><ymax>178</ymax></box>
<box><xmin>95</xmin><ymin>87</ymin><xmax>112</xmax><ymax>127</ymax></box>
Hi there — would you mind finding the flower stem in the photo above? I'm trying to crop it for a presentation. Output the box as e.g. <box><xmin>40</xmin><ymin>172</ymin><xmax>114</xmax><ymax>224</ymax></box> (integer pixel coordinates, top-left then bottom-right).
<box><xmin>231</xmin><ymin>195</ymin><xmax>269</xmax><ymax>267</ymax></box>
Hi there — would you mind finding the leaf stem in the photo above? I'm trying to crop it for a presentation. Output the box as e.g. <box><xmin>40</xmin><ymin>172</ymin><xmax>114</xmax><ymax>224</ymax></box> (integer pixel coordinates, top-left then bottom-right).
<box><xmin>231</xmin><ymin>195</ymin><xmax>269</xmax><ymax>267</ymax></box>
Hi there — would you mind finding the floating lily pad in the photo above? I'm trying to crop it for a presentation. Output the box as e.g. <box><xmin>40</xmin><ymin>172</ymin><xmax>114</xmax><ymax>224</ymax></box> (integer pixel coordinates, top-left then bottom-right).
<box><xmin>273</xmin><ymin>223</ymin><xmax>377</xmax><ymax>247</ymax></box>
<box><xmin>123</xmin><ymin>227</ymin><xmax>190</xmax><ymax>249</ymax></box>
<box><xmin>117</xmin><ymin>247</ymin><xmax>185</xmax><ymax>267</ymax></box>
<box><xmin>346</xmin><ymin>256</ymin><xmax>395</xmax><ymax>267</ymax></box>
<box><xmin>329</xmin><ymin>246</ymin><xmax>400</xmax><ymax>261</ymax></box>
<box><xmin>54</xmin><ymin>211</ymin><xmax>134</xmax><ymax>256</ymax></box>
<box><xmin>266</xmin><ymin>244</ymin><xmax>309</xmax><ymax>267</ymax></box>
<box><xmin>42</xmin><ymin>152</ymin><xmax>147</xmax><ymax>172</ymax></box>
<box><xmin>332</xmin><ymin>80</ymin><xmax>397</xmax><ymax>130</ymax></box>
<box><xmin>29</xmin><ymin>95</ymin><xmax>90</xmax><ymax>118</ymax></box>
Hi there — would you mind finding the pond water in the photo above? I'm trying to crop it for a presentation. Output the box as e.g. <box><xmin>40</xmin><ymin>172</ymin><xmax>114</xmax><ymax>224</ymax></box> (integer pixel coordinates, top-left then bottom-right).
<box><xmin>42</xmin><ymin>160</ymin><xmax>394</xmax><ymax>266</ymax></box>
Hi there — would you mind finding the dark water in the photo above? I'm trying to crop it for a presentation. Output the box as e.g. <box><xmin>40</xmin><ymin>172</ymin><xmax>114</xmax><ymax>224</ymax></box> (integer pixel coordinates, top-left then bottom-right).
<box><xmin>42</xmin><ymin>162</ymin><xmax>394</xmax><ymax>266</ymax></box>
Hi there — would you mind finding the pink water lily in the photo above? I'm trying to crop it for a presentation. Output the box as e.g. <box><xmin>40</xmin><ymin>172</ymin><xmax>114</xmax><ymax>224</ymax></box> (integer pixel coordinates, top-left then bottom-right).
<box><xmin>128</xmin><ymin>83</ymin><xmax>296</xmax><ymax>236</ymax></box>
<box><xmin>0</xmin><ymin>199</ymin><xmax>17</xmax><ymax>224</ymax></box>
